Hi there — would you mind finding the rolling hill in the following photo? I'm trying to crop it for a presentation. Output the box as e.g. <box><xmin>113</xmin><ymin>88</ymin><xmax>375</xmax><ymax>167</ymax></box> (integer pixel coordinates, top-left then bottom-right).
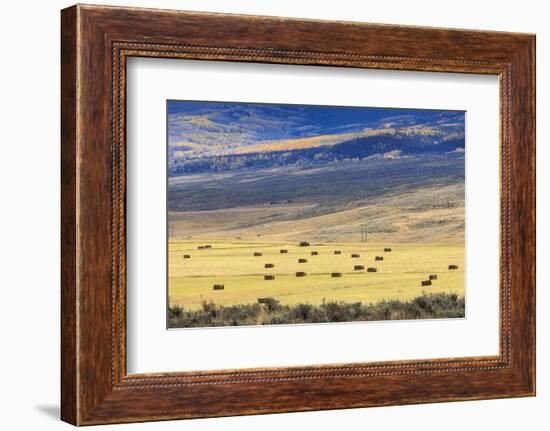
<box><xmin>169</xmin><ymin>122</ymin><xmax>465</xmax><ymax>175</ymax></box>
<box><xmin>167</xmin><ymin>102</ymin><xmax>465</xmax><ymax>244</ymax></box>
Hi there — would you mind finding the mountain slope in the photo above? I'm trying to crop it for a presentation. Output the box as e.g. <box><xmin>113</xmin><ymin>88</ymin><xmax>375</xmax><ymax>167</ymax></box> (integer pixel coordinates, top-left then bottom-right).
<box><xmin>169</xmin><ymin>130</ymin><xmax>465</xmax><ymax>175</ymax></box>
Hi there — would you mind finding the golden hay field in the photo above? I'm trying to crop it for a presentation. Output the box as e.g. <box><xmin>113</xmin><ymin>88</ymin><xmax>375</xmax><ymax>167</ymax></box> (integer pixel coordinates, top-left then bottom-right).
<box><xmin>168</xmin><ymin>240</ymin><xmax>464</xmax><ymax>310</ymax></box>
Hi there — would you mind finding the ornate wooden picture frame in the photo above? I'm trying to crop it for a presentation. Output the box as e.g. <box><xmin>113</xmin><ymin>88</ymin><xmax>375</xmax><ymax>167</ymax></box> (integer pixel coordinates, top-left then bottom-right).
<box><xmin>61</xmin><ymin>4</ymin><xmax>535</xmax><ymax>425</ymax></box>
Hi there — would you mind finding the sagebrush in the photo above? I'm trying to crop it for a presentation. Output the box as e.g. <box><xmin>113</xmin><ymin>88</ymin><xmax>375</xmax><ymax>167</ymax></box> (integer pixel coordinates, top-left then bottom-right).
<box><xmin>168</xmin><ymin>292</ymin><xmax>465</xmax><ymax>328</ymax></box>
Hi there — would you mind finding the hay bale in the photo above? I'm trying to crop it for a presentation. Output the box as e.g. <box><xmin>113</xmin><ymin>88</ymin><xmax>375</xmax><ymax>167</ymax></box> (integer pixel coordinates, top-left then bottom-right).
<box><xmin>296</xmin><ymin>271</ymin><xmax>306</xmax><ymax>277</ymax></box>
<box><xmin>311</xmin><ymin>251</ymin><xmax>318</xmax><ymax>255</ymax></box>
<box><xmin>354</xmin><ymin>265</ymin><xmax>365</xmax><ymax>270</ymax></box>
<box><xmin>299</xmin><ymin>241</ymin><xmax>310</xmax><ymax>247</ymax></box>
<box><xmin>429</xmin><ymin>274</ymin><xmax>438</xmax><ymax>280</ymax></box>
<box><xmin>384</xmin><ymin>247</ymin><xmax>392</xmax><ymax>252</ymax></box>
<box><xmin>375</xmin><ymin>256</ymin><xmax>384</xmax><ymax>261</ymax></box>
<box><xmin>264</xmin><ymin>275</ymin><xmax>275</xmax><ymax>280</ymax></box>
<box><xmin>298</xmin><ymin>258</ymin><xmax>308</xmax><ymax>263</ymax></box>
<box><xmin>421</xmin><ymin>280</ymin><xmax>432</xmax><ymax>286</ymax></box>
<box><xmin>212</xmin><ymin>284</ymin><xmax>224</xmax><ymax>290</ymax></box>
<box><xmin>367</xmin><ymin>267</ymin><xmax>377</xmax><ymax>272</ymax></box>
<box><xmin>280</xmin><ymin>249</ymin><xmax>288</xmax><ymax>254</ymax></box>
<box><xmin>448</xmin><ymin>264</ymin><xmax>459</xmax><ymax>270</ymax></box>
<box><xmin>183</xmin><ymin>254</ymin><xmax>190</xmax><ymax>259</ymax></box>
<box><xmin>351</xmin><ymin>253</ymin><xmax>360</xmax><ymax>258</ymax></box>
<box><xmin>331</xmin><ymin>272</ymin><xmax>342</xmax><ymax>277</ymax></box>
<box><xmin>264</xmin><ymin>263</ymin><xmax>274</xmax><ymax>268</ymax></box>
<box><xmin>334</xmin><ymin>250</ymin><xmax>341</xmax><ymax>255</ymax></box>
<box><xmin>253</xmin><ymin>252</ymin><xmax>262</xmax><ymax>257</ymax></box>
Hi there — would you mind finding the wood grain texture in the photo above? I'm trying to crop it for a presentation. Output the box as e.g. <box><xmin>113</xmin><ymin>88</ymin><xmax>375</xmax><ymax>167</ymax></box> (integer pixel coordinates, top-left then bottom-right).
<box><xmin>60</xmin><ymin>5</ymin><xmax>78</xmax><ymax>425</ymax></box>
<box><xmin>60</xmin><ymin>4</ymin><xmax>536</xmax><ymax>425</ymax></box>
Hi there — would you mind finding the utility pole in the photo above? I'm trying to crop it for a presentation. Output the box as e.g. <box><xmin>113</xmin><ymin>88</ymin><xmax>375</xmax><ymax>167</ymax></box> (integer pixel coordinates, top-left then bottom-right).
<box><xmin>169</xmin><ymin>223</ymin><xmax>175</xmax><ymax>238</ymax></box>
<box><xmin>360</xmin><ymin>225</ymin><xmax>368</xmax><ymax>243</ymax></box>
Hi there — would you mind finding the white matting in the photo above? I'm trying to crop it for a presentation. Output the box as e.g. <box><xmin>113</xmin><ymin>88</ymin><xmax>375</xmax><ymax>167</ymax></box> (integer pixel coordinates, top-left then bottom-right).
<box><xmin>126</xmin><ymin>58</ymin><xmax>500</xmax><ymax>373</ymax></box>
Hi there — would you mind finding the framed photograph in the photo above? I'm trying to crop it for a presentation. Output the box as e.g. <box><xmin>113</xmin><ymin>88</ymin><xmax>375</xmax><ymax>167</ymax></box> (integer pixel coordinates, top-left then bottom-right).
<box><xmin>164</xmin><ymin>100</ymin><xmax>467</xmax><ymax>329</ymax></box>
<box><xmin>61</xmin><ymin>4</ymin><xmax>535</xmax><ymax>425</ymax></box>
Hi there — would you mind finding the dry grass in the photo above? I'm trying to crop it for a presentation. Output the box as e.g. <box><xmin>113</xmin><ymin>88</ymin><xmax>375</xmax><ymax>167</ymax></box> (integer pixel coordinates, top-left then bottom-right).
<box><xmin>169</xmin><ymin>183</ymin><xmax>463</xmax><ymax>244</ymax></box>
<box><xmin>169</xmin><ymin>240</ymin><xmax>464</xmax><ymax>310</ymax></box>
